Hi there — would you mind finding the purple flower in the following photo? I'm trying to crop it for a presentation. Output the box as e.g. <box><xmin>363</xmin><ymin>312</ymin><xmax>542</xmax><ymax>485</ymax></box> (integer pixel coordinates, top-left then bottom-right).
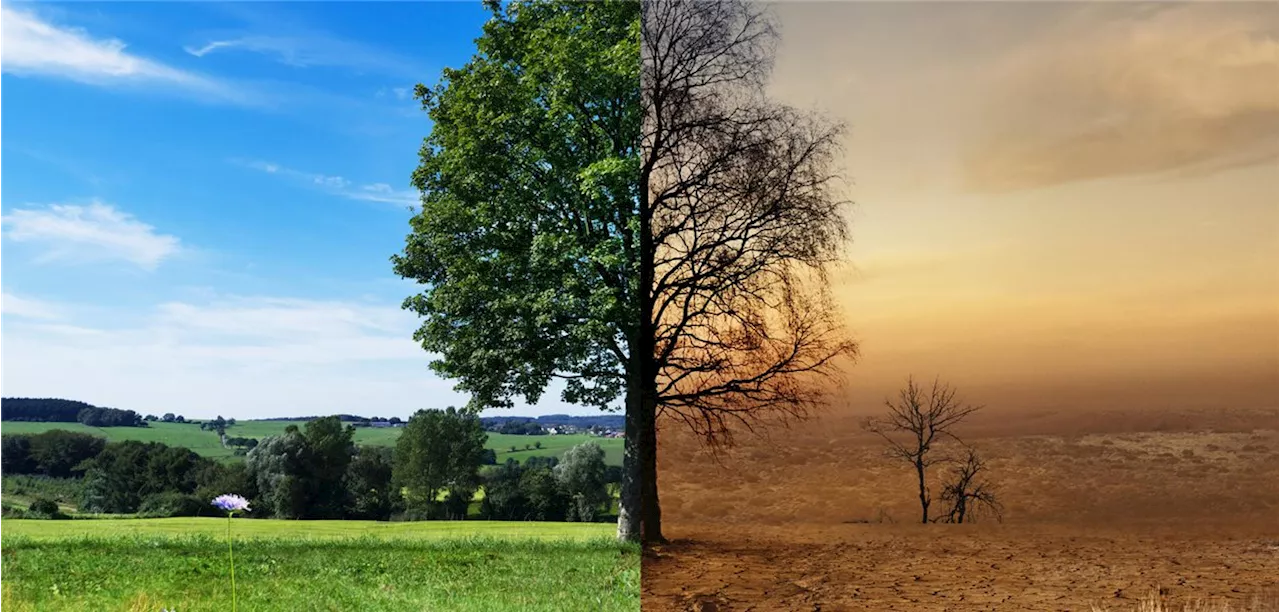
<box><xmin>212</xmin><ymin>494</ymin><xmax>251</xmax><ymax>513</ymax></box>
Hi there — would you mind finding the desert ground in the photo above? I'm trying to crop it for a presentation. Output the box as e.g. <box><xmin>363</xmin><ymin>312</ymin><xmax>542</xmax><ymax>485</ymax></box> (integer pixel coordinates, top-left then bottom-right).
<box><xmin>644</xmin><ymin>405</ymin><xmax>1278</xmax><ymax>611</ymax></box>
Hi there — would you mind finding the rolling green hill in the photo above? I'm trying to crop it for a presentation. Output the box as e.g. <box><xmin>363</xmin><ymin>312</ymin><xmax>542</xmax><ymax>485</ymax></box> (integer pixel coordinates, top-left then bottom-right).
<box><xmin>0</xmin><ymin>420</ymin><xmax>624</xmax><ymax>466</ymax></box>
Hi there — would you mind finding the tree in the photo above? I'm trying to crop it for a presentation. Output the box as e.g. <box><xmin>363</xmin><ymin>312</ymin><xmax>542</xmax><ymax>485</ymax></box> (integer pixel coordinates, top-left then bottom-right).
<box><xmin>145</xmin><ymin>414</ymin><xmax>159</xmax><ymax>422</ymax></box>
<box><xmin>392</xmin><ymin>407</ymin><xmax>487</xmax><ymax>519</ymax></box>
<box><xmin>346</xmin><ymin>446</ymin><xmax>398</xmax><ymax>521</ymax></box>
<box><xmin>80</xmin><ymin>441</ymin><xmax>215</xmax><ymax>513</ymax></box>
<box><xmin>26</xmin><ymin>430</ymin><xmax>107</xmax><ymax>478</ymax></box>
<box><xmin>637</xmin><ymin>0</ymin><xmax>856</xmax><ymax>541</ymax></box>
<box><xmin>302</xmin><ymin>416</ymin><xmax>356</xmax><ymax>518</ymax></box>
<box><xmin>939</xmin><ymin>446</ymin><xmax>1002</xmax><ymax>524</ymax></box>
<box><xmin>392</xmin><ymin>0</ymin><xmax>642</xmax><ymax>539</ymax></box>
<box><xmin>162</xmin><ymin>413</ymin><xmax>176</xmax><ymax>423</ymax></box>
<box><xmin>864</xmin><ymin>377</ymin><xmax>982</xmax><ymax>524</ymax></box>
<box><xmin>555</xmin><ymin>442</ymin><xmax>610</xmax><ymax>522</ymax></box>
<box><xmin>520</xmin><ymin>465</ymin><xmax>570</xmax><ymax>522</ymax></box>
<box><xmin>1</xmin><ymin>435</ymin><xmax>35</xmax><ymax>474</ymax></box>
<box><xmin>480</xmin><ymin>459</ymin><xmax>531</xmax><ymax>520</ymax></box>
<box><xmin>245</xmin><ymin>430</ymin><xmax>310</xmax><ymax>519</ymax></box>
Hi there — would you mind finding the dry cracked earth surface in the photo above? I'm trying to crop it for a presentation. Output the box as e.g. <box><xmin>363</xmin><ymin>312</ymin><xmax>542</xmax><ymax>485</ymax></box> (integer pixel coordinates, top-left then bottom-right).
<box><xmin>643</xmin><ymin>405</ymin><xmax>1279</xmax><ymax>611</ymax></box>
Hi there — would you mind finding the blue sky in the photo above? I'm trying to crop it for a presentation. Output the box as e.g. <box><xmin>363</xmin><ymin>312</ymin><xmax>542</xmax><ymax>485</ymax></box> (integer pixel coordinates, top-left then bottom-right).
<box><xmin>1</xmin><ymin>1</ymin><xmax>587</xmax><ymax>419</ymax></box>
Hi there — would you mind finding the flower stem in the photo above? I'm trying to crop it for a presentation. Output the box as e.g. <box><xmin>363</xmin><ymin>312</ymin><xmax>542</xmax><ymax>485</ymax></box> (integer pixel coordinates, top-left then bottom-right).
<box><xmin>227</xmin><ymin>513</ymin><xmax>237</xmax><ymax>612</ymax></box>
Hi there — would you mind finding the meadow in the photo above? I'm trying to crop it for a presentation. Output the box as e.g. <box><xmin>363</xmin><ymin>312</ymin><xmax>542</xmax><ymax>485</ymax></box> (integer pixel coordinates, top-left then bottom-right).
<box><xmin>0</xmin><ymin>420</ymin><xmax>624</xmax><ymax>466</ymax></box>
<box><xmin>0</xmin><ymin>518</ymin><xmax>639</xmax><ymax>611</ymax></box>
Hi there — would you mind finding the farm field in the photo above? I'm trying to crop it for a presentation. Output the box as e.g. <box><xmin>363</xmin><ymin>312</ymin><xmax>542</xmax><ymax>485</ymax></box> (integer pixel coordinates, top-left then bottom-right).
<box><xmin>0</xmin><ymin>421</ymin><xmax>624</xmax><ymax>466</ymax></box>
<box><xmin>1</xmin><ymin>518</ymin><xmax>639</xmax><ymax>611</ymax></box>
<box><xmin>644</xmin><ymin>405</ymin><xmax>1280</xmax><ymax>611</ymax></box>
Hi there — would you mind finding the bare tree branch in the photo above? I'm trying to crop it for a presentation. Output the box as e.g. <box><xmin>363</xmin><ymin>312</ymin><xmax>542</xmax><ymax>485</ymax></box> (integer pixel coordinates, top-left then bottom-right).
<box><xmin>643</xmin><ymin>0</ymin><xmax>857</xmax><ymax>452</ymax></box>
<box><xmin>864</xmin><ymin>377</ymin><xmax>984</xmax><ymax>524</ymax></box>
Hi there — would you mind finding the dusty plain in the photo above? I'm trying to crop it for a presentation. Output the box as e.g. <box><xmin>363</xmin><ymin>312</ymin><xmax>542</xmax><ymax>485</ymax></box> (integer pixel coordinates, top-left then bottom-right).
<box><xmin>644</xmin><ymin>405</ymin><xmax>1278</xmax><ymax>611</ymax></box>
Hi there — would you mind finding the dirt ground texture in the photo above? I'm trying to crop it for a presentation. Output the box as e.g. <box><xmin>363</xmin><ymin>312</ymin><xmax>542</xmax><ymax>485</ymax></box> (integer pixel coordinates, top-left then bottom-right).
<box><xmin>643</xmin><ymin>405</ymin><xmax>1279</xmax><ymax>611</ymax></box>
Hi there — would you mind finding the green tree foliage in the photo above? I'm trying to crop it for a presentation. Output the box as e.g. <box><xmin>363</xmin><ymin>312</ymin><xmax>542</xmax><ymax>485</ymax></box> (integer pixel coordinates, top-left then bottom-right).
<box><xmin>480</xmin><ymin>459</ymin><xmax>531</xmax><ymax>520</ymax></box>
<box><xmin>244</xmin><ymin>417</ymin><xmax>355</xmax><ymax>519</ymax></box>
<box><xmin>76</xmin><ymin>406</ymin><xmax>146</xmax><ymax>427</ymax></box>
<box><xmin>520</xmin><ymin>467</ymin><xmax>570</xmax><ymax>522</ymax></box>
<box><xmin>345</xmin><ymin>446</ymin><xmax>398</xmax><ymax>521</ymax></box>
<box><xmin>193</xmin><ymin>461</ymin><xmax>254</xmax><ymax>507</ymax></box>
<box><xmin>26</xmin><ymin>497</ymin><xmax>66</xmax><ymax>519</ymax></box>
<box><xmin>302</xmin><ymin>416</ymin><xmax>356</xmax><ymax>518</ymax></box>
<box><xmin>245</xmin><ymin>428</ymin><xmax>311</xmax><ymax>519</ymax></box>
<box><xmin>23</xmin><ymin>431</ymin><xmax>107</xmax><ymax>478</ymax></box>
<box><xmin>391</xmin><ymin>0</ymin><xmax>640</xmax><ymax>537</ymax></box>
<box><xmin>555</xmin><ymin>442</ymin><xmax>609</xmax><ymax>522</ymax></box>
<box><xmin>393</xmin><ymin>408</ymin><xmax>487</xmax><ymax>519</ymax></box>
<box><xmin>138</xmin><ymin>492</ymin><xmax>209</xmax><ymax>518</ymax></box>
<box><xmin>2</xmin><ymin>398</ymin><xmax>97</xmax><ymax>422</ymax></box>
<box><xmin>80</xmin><ymin>441</ymin><xmax>218</xmax><ymax>514</ymax></box>
<box><xmin>1</xmin><ymin>435</ymin><xmax>35</xmax><ymax>474</ymax></box>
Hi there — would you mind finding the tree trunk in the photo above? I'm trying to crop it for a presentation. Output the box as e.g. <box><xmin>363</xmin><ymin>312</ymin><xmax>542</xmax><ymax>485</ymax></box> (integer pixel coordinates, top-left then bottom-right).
<box><xmin>617</xmin><ymin>381</ymin><xmax>642</xmax><ymax>542</ymax></box>
<box><xmin>916</xmin><ymin>459</ymin><xmax>929</xmax><ymax>524</ymax></box>
<box><xmin>639</xmin><ymin>389</ymin><xmax>663</xmax><ymax>543</ymax></box>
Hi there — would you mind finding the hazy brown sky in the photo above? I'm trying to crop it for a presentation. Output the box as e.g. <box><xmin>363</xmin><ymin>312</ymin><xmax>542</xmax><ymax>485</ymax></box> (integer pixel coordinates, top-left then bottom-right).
<box><xmin>768</xmin><ymin>1</ymin><xmax>1278</xmax><ymax>412</ymax></box>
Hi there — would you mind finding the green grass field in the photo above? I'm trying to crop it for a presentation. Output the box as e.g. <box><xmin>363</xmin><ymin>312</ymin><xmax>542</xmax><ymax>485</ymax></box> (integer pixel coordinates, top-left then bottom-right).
<box><xmin>0</xmin><ymin>518</ymin><xmax>638</xmax><ymax>611</ymax></box>
<box><xmin>1</xmin><ymin>421</ymin><xmax>624</xmax><ymax>466</ymax></box>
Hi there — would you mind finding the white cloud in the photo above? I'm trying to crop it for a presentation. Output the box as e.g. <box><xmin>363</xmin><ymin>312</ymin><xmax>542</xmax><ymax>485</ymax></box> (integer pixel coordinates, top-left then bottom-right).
<box><xmin>239</xmin><ymin>159</ymin><xmax>419</xmax><ymax>209</ymax></box>
<box><xmin>182</xmin><ymin>33</ymin><xmax>419</xmax><ymax>78</ymax></box>
<box><xmin>0</xmin><ymin>293</ymin><xmax>586</xmax><ymax>418</ymax></box>
<box><xmin>0</xmin><ymin>5</ymin><xmax>252</xmax><ymax>104</ymax></box>
<box><xmin>1</xmin><ymin>201</ymin><xmax>181</xmax><ymax>270</ymax></box>
<box><xmin>0</xmin><ymin>293</ymin><xmax>66</xmax><ymax>320</ymax></box>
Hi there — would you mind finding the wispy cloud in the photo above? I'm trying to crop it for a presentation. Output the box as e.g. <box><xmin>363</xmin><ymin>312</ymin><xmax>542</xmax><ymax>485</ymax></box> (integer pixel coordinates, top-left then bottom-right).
<box><xmin>1</xmin><ymin>201</ymin><xmax>181</xmax><ymax>270</ymax></box>
<box><xmin>1</xmin><ymin>293</ymin><xmax>67</xmax><ymax>321</ymax></box>
<box><xmin>963</xmin><ymin>3</ymin><xmax>1278</xmax><ymax>192</ymax></box>
<box><xmin>238</xmin><ymin>159</ymin><xmax>419</xmax><ymax>209</ymax></box>
<box><xmin>0</xmin><ymin>293</ymin><xmax>460</xmax><ymax>417</ymax></box>
<box><xmin>183</xmin><ymin>32</ymin><xmax>422</xmax><ymax>79</ymax></box>
<box><xmin>376</xmin><ymin>86</ymin><xmax>413</xmax><ymax>101</ymax></box>
<box><xmin>0</xmin><ymin>5</ymin><xmax>254</xmax><ymax>105</ymax></box>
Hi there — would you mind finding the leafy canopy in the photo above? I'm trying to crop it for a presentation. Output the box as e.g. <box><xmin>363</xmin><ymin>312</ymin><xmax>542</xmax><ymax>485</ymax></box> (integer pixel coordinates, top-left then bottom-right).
<box><xmin>393</xmin><ymin>0</ymin><xmax>641</xmax><ymax>412</ymax></box>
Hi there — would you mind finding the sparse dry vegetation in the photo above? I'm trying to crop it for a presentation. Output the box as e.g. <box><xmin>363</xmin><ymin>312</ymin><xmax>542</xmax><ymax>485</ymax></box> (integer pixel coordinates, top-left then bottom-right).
<box><xmin>645</xmin><ymin>406</ymin><xmax>1278</xmax><ymax>610</ymax></box>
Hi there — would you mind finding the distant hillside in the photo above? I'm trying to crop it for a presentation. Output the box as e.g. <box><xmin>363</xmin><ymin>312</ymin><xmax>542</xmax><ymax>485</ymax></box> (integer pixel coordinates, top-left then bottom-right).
<box><xmin>482</xmin><ymin>414</ymin><xmax>625</xmax><ymax>429</ymax></box>
<box><xmin>255</xmin><ymin>413</ymin><xmax>625</xmax><ymax>429</ymax></box>
<box><xmin>257</xmin><ymin>414</ymin><xmax>384</xmax><ymax>423</ymax></box>
<box><xmin>1</xmin><ymin>398</ymin><xmax>146</xmax><ymax>428</ymax></box>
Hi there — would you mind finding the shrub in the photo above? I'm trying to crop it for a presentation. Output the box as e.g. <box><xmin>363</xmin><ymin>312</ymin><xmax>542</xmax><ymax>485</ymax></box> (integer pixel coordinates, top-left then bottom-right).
<box><xmin>27</xmin><ymin>497</ymin><xmax>67</xmax><ymax>519</ymax></box>
<box><xmin>138</xmin><ymin>492</ymin><xmax>208</xmax><ymax>518</ymax></box>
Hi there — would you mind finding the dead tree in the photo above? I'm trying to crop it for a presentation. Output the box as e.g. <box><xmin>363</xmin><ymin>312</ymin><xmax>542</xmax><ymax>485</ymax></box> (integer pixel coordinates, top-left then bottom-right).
<box><xmin>642</xmin><ymin>0</ymin><xmax>859</xmax><ymax>542</ymax></box>
<box><xmin>865</xmin><ymin>377</ymin><xmax>982</xmax><ymax>524</ymax></box>
<box><xmin>939</xmin><ymin>446</ymin><xmax>1003</xmax><ymax>524</ymax></box>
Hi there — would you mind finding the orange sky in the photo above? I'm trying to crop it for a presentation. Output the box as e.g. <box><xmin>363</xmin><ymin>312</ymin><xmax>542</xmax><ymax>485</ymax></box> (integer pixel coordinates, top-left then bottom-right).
<box><xmin>768</xmin><ymin>2</ymin><xmax>1278</xmax><ymax>413</ymax></box>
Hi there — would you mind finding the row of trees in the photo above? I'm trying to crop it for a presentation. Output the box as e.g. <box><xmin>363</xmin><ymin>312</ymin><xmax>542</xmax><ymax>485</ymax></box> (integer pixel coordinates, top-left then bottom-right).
<box><xmin>2</xmin><ymin>409</ymin><xmax>617</xmax><ymax>522</ymax></box>
<box><xmin>77</xmin><ymin>407</ymin><xmax>146</xmax><ymax>428</ymax></box>
<box><xmin>1</xmin><ymin>398</ymin><xmax>148</xmax><ymax>428</ymax></box>
<box><xmin>2</xmin><ymin>430</ymin><xmax>108</xmax><ymax>478</ymax></box>
<box><xmin>245</xmin><ymin>409</ymin><xmax>614</xmax><ymax>521</ymax></box>
<box><xmin>490</xmin><ymin>420</ymin><xmax>547</xmax><ymax>436</ymax></box>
